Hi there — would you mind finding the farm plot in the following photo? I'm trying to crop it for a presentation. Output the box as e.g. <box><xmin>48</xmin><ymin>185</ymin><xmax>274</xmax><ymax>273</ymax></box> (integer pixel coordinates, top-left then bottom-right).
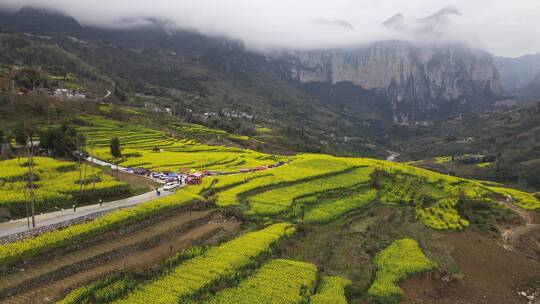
<box><xmin>310</xmin><ymin>276</ymin><xmax>351</xmax><ymax>304</ymax></box>
<box><xmin>0</xmin><ymin>157</ymin><xmax>128</xmax><ymax>216</ymax></box>
<box><xmin>213</xmin><ymin>155</ymin><xmax>356</xmax><ymax>207</ymax></box>
<box><xmin>375</xmin><ymin>172</ymin><xmax>491</xmax><ymax>230</ymax></box>
<box><xmin>196</xmin><ymin>152</ymin><xmax>540</xmax><ymax>229</ymax></box>
<box><xmin>205</xmin><ymin>259</ymin><xmax>318</xmax><ymax>304</ymax></box>
<box><xmin>75</xmin><ymin>116</ymin><xmax>283</xmax><ymax>172</ymax></box>
<box><xmin>109</xmin><ymin>150</ymin><xmax>277</xmax><ymax>173</ymax></box>
<box><xmin>115</xmin><ymin>223</ymin><xmax>295</xmax><ymax>303</ymax></box>
<box><xmin>51</xmin><ymin>273</ymin><xmax>131</xmax><ymax>304</ymax></box>
<box><xmin>367</xmin><ymin>239</ymin><xmax>437</xmax><ymax>302</ymax></box>
<box><xmin>303</xmin><ymin>188</ymin><xmax>377</xmax><ymax>224</ymax></box>
<box><xmin>487</xmin><ymin>186</ymin><xmax>540</xmax><ymax>210</ymax></box>
<box><xmin>0</xmin><ymin>210</ymin><xmax>213</xmax><ymax>297</ymax></box>
<box><xmin>246</xmin><ymin>166</ymin><xmax>373</xmax><ymax>215</ymax></box>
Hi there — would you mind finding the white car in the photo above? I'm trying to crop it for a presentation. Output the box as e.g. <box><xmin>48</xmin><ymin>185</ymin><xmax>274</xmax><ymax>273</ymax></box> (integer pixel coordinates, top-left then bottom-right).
<box><xmin>163</xmin><ymin>182</ymin><xmax>181</xmax><ymax>191</ymax></box>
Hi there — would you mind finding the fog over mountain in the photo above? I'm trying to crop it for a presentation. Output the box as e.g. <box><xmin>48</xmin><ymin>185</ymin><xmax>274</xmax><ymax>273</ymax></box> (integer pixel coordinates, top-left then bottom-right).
<box><xmin>0</xmin><ymin>0</ymin><xmax>539</xmax><ymax>56</ymax></box>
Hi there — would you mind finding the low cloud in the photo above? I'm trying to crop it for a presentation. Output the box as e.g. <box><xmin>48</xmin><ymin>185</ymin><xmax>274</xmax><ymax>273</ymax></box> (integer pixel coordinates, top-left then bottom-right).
<box><xmin>1</xmin><ymin>0</ymin><xmax>539</xmax><ymax>56</ymax></box>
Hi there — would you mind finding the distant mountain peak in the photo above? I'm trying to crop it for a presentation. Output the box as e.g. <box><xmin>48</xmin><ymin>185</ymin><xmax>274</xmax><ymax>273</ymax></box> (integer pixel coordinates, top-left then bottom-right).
<box><xmin>381</xmin><ymin>13</ymin><xmax>405</xmax><ymax>29</ymax></box>
<box><xmin>419</xmin><ymin>5</ymin><xmax>462</xmax><ymax>29</ymax></box>
<box><xmin>313</xmin><ymin>18</ymin><xmax>354</xmax><ymax>30</ymax></box>
<box><xmin>18</xmin><ymin>5</ymin><xmax>70</xmax><ymax>16</ymax></box>
<box><xmin>424</xmin><ymin>5</ymin><xmax>462</xmax><ymax>19</ymax></box>
<box><xmin>5</xmin><ymin>5</ymin><xmax>84</xmax><ymax>36</ymax></box>
<box><xmin>382</xmin><ymin>6</ymin><xmax>462</xmax><ymax>35</ymax></box>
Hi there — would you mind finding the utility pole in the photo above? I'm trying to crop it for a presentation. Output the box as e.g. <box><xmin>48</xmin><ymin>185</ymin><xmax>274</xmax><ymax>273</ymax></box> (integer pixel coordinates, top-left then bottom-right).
<box><xmin>91</xmin><ymin>146</ymin><xmax>96</xmax><ymax>193</ymax></box>
<box><xmin>26</xmin><ymin>131</ymin><xmax>36</xmax><ymax>229</ymax></box>
<box><xmin>169</xmin><ymin>245</ymin><xmax>173</xmax><ymax>270</ymax></box>
<box><xmin>83</xmin><ymin>141</ymin><xmax>88</xmax><ymax>193</ymax></box>
<box><xmin>78</xmin><ymin>137</ymin><xmax>83</xmax><ymax>197</ymax></box>
<box><xmin>24</xmin><ymin>188</ymin><xmax>30</xmax><ymax>229</ymax></box>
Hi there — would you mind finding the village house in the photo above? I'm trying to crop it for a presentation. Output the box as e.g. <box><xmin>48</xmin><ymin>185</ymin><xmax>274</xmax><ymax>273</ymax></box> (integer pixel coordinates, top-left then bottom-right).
<box><xmin>53</xmin><ymin>89</ymin><xmax>86</xmax><ymax>99</ymax></box>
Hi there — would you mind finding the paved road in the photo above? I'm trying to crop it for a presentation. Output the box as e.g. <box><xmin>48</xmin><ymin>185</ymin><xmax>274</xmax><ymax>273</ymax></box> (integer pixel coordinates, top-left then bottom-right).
<box><xmin>0</xmin><ymin>189</ymin><xmax>173</xmax><ymax>238</ymax></box>
<box><xmin>386</xmin><ymin>150</ymin><xmax>400</xmax><ymax>162</ymax></box>
<box><xmin>101</xmin><ymin>89</ymin><xmax>111</xmax><ymax>101</ymax></box>
<box><xmin>86</xmin><ymin>156</ymin><xmax>165</xmax><ymax>184</ymax></box>
<box><xmin>86</xmin><ymin>156</ymin><xmax>127</xmax><ymax>171</ymax></box>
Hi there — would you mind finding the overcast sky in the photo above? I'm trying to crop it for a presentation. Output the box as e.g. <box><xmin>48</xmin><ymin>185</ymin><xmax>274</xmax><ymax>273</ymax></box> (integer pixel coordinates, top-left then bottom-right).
<box><xmin>1</xmin><ymin>0</ymin><xmax>539</xmax><ymax>57</ymax></box>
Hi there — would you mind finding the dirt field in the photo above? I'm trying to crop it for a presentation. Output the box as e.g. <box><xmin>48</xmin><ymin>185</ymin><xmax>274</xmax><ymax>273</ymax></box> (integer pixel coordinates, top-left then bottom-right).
<box><xmin>401</xmin><ymin>230</ymin><xmax>540</xmax><ymax>304</ymax></box>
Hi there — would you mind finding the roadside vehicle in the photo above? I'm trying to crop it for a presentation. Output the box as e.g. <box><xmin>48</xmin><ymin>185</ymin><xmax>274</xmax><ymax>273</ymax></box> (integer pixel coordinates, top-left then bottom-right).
<box><xmin>163</xmin><ymin>182</ymin><xmax>181</xmax><ymax>191</ymax></box>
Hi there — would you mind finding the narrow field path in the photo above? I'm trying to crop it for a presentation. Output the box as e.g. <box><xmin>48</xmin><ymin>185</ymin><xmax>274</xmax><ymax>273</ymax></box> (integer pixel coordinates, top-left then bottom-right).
<box><xmin>499</xmin><ymin>196</ymin><xmax>540</xmax><ymax>258</ymax></box>
<box><xmin>0</xmin><ymin>210</ymin><xmax>212</xmax><ymax>296</ymax></box>
<box><xmin>3</xmin><ymin>220</ymin><xmax>239</xmax><ymax>304</ymax></box>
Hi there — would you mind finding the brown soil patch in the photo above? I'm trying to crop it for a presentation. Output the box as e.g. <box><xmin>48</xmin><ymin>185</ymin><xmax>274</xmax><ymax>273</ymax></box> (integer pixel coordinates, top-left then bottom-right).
<box><xmin>109</xmin><ymin>169</ymin><xmax>158</xmax><ymax>190</ymax></box>
<box><xmin>401</xmin><ymin>230</ymin><xmax>540</xmax><ymax>304</ymax></box>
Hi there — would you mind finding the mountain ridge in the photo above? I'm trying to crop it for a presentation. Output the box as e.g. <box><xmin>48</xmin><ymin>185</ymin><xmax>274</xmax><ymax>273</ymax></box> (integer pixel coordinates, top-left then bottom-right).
<box><xmin>0</xmin><ymin>6</ymin><xmax>522</xmax><ymax>130</ymax></box>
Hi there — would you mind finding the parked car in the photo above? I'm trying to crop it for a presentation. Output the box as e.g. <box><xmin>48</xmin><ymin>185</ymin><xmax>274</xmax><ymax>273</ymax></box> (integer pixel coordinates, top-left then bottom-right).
<box><xmin>163</xmin><ymin>182</ymin><xmax>181</xmax><ymax>191</ymax></box>
<box><xmin>165</xmin><ymin>177</ymin><xmax>179</xmax><ymax>183</ymax></box>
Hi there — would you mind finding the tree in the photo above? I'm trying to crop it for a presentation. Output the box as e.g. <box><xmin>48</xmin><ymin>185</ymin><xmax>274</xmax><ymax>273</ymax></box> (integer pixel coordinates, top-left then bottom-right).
<box><xmin>110</xmin><ymin>137</ymin><xmax>121</xmax><ymax>158</ymax></box>
<box><xmin>39</xmin><ymin>124</ymin><xmax>80</xmax><ymax>158</ymax></box>
<box><xmin>114</xmin><ymin>86</ymin><xmax>128</xmax><ymax>102</ymax></box>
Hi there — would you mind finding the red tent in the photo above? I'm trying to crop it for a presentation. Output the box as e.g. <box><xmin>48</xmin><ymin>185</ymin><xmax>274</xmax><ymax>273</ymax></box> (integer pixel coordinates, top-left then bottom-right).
<box><xmin>186</xmin><ymin>173</ymin><xmax>203</xmax><ymax>185</ymax></box>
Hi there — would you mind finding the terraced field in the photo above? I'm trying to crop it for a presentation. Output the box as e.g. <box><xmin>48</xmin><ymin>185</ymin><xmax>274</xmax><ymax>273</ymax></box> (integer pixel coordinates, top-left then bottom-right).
<box><xmin>0</xmin><ymin>210</ymin><xmax>212</xmax><ymax>297</ymax></box>
<box><xmin>2</xmin><ymin>117</ymin><xmax>539</xmax><ymax>304</ymax></box>
<box><xmin>115</xmin><ymin>223</ymin><xmax>295</xmax><ymax>303</ymax></box>
<box><xmin>205</xmin><ymin>259</ymin><xmax>318</xmax><ymax>304</ymax></box>
<box><xmin>2</xmin><ymin>215</ymin><xmax>238</xmax><ymax>304</ymax></box>
<box><xmin>246</xmin><ymin>166</ymin><xmax>373</xmax><ymax>215</ymax></box>
<box><xmin>0</xmin><ymin>157</ymin><xmax>129</xmax><ymax>217</ymax></box>
<box><xmin>0</xmin><ymin>190</ymin><xmax>202</xmax><ymax>268</ymax></box>
<box><xmin>76</xmin><ymin>116</ymin><xmax>284</xmax><ymax>172</ymax></box>
<box><xmin>51</xmin><ymin>224</ymin><xmax>355</xmax><ymax>304</ymax></box>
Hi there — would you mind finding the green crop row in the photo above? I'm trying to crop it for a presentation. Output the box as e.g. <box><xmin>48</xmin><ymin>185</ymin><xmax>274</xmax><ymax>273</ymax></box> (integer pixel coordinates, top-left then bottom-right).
<box><xmin>304</xmin><ymin>189</ymin><xmax>377</xmax><ymax>224</ymax></box>
<box><xmin>214</xmin><ymin>155</ymin><xmax>355</xmax><ymax>207</ymax></box>
<box><xmin>310</xmin><ymin>276</ymin><xmax>351</xmax><ymax>304</ymax></box>
<box><xmin>206</xmin><ymin>259</ymin><xmax>318</xmax><ymax>304</ymax></box>
<box><xmin>58</xmin><ymin>275</ymin><xmax>132</xmax><ymax>304</ymax></box>
<box><xmin>115</xmin><ymin>223</ymin><xmax>296</xmax><ymax>303</ymax></box>
<box><xmin>247</xmin><ymin>167</ymin><xmax>373</xmax><ymax>215</ymax></box>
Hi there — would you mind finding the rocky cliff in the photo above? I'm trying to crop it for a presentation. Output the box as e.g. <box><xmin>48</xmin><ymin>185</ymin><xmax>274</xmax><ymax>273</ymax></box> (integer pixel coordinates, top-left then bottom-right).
<box><xmin>279</xmin><ymin>6</ymin><xmax>503</xmax><ymax>123</ymax></box>
<box><xmin>283</xmin><ymin>41</ymin><xmax>502</xmax><ymax>123</ymax></box>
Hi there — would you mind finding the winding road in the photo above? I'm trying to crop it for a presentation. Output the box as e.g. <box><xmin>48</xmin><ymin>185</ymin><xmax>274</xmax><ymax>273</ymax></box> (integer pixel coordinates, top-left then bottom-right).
<box><xmin>101</xmin><ymin>89</ymin><xmax>111</xmax><ymax>101</ymax></box>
